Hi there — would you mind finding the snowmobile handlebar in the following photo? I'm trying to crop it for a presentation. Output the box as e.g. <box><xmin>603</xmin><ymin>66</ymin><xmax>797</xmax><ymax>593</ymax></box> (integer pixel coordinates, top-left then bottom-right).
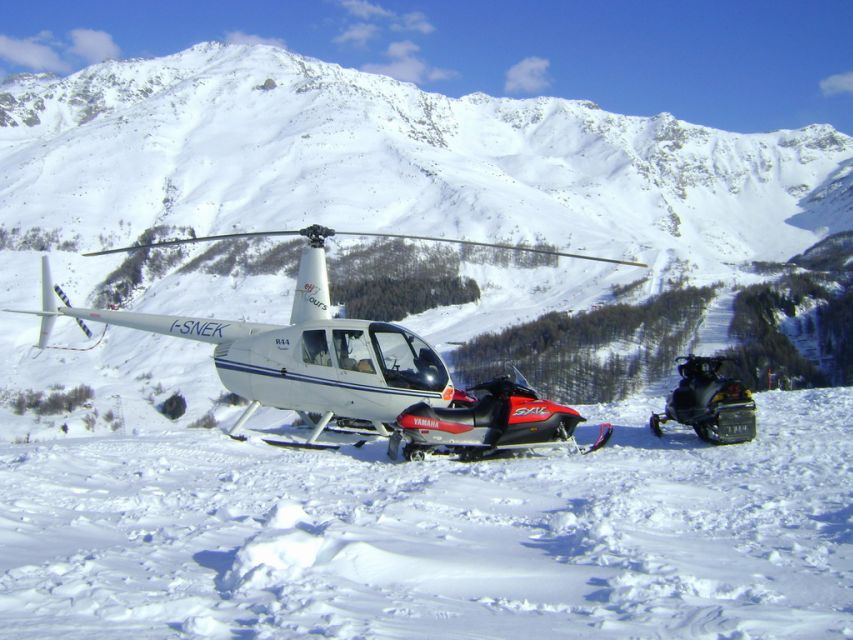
<box><xmin>676</xmin><ymin>354</ymin><xmax>728</xmax><ymax>379</ymax></box>
<box><xmin>469</xmin><ymin>375</ymin><xmax>538</xmax><ymax>399</ymax></box>
<box><xmin>675</xmin><ymin>354</ymin><xmax>729</xmax><ymax>363</ymax></box>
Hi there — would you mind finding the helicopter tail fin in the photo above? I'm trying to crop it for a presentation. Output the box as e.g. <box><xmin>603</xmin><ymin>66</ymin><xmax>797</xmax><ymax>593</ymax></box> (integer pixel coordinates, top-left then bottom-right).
<box><xmin>37</xmin><ymin>255</ymin><xmax>58</xmax><ymax>349</ymax></box>
<box><xmin>4</xmin><ymin>256</ymin><xmax>93</xmax><ymax>348</ymax></box>
<box><xmin>290</xmin><ymin>245</ymin><xmax>332</xmax><ymax>324</ymax></box>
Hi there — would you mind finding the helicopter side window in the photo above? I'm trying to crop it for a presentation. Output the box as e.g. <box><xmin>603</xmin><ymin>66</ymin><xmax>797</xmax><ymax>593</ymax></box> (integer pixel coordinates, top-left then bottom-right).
<box><xmin>301</xmin><ymin>329</ymin><xmax>331</xmax><ymax>367</ymax></box>
<box><xmin>333</xmin><ymin>329</ymin><xmax>376</xmax><ymax>374</ymax></box>
<box><xmin>370</xmin><ymin>325</ymin><xmax>449</xmax><ymax>392</ymax></box>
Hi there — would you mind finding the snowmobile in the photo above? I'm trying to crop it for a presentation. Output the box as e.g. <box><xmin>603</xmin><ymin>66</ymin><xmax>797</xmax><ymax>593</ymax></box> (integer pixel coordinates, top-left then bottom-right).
<box><xmin>388</xmin><ymin>373</ymin><xmax>612</xmax><ymax>461</ymax></box>
<box><xmin>649</xmin><ymin>355</ymin><xmax>756</xmax><ymax>444</ymax></box>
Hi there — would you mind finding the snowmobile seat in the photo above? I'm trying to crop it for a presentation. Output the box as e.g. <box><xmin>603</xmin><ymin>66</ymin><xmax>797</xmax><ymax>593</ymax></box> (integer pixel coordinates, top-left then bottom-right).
<box><xmin>430</xmin><ymin>394</ymin><xmax>500</xmax><ymax>428</ymax></box>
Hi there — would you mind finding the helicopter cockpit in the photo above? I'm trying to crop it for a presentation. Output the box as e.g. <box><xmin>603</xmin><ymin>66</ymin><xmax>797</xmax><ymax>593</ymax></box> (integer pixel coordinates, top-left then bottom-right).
<box><xmin>297</xmin><ymin>322</ymin><xmax>450</xmax><ymax>394</ymax></box>
<box><xmin>369</xmin><ymin>323</ymin><xmax>450</xmax><ymax>393</ymax></box>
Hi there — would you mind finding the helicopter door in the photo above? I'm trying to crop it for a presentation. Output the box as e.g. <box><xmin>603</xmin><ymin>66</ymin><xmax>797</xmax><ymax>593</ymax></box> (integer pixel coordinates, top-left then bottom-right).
<box><xmin>332</xmin><ymin>329</ymin><xmax>382</xmax><ymax>389</ymax></box>
<box><xmin>369</xmin><ymin>325</ymin><xmax>450</xmax><ymax>393</ymax></box>
<box><xmin>300</xmin><ymin>329</ymin><xmax>333</xmax><ymax>368</ymax></box>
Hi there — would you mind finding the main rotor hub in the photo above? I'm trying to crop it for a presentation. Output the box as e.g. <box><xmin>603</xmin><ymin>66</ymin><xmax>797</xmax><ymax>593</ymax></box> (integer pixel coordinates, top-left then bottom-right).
<box><xmin>299</xmin><ymin>225</ymin><xmax>336</xmax><ymax>248</ymax></box>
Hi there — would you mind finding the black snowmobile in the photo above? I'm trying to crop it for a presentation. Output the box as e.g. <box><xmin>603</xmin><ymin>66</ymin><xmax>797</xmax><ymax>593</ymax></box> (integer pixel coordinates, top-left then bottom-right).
<box><xmin>650</xmin><ymin>355</ymin><xmax>756</xmax><ymax>444</ymax></box>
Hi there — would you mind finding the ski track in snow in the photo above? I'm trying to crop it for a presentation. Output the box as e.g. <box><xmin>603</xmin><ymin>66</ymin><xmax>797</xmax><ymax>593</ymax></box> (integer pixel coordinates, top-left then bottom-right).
<box><xmin>0</xmin><ymin>388</ymin><xmax>850</xmax><ymax>639</ymax></box>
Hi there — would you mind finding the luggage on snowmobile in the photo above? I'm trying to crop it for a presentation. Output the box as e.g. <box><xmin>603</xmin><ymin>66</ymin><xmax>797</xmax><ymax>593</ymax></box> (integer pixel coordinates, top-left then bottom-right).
<box><xmin>650</xmin><ymin>354</ymin><xmax>756</xmax><ymax>444</ymax></box>
<box><xmin>389</xmin><ymin>374</ymin><xmax>611</xmax><ymax>461</ymax></box>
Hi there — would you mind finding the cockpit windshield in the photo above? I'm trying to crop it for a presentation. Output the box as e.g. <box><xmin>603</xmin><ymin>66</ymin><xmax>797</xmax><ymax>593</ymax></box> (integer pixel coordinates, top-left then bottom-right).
<box><xmin>369</xmin><ymin>323</ymin><xmax>449</xmax><ymax>392</ymax></box>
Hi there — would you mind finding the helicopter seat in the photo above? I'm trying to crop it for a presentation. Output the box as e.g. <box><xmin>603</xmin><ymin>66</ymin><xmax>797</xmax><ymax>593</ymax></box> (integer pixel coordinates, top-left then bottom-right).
<box><xmin>356</xmin><ymin>358</ymin><xmax>375</xmax><ymax>373</ymax></box>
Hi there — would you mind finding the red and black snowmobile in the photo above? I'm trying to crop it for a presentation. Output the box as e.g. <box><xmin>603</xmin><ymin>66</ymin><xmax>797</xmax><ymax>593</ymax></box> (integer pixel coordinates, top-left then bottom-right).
<box><xmin>650</xmin><ymin>354</ymin><xmax>757</xmax><ymax>444</ymax></box>
<box><xmin>389</xmin><ymin>374</ymin><xmax>612</xmax><ymax>461</ymax></box>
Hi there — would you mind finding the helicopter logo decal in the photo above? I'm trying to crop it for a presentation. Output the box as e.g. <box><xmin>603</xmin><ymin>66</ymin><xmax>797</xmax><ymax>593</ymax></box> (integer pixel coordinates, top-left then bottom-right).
<box><xmin>298</xmin><ymin>283</ymin><xmax>329</xmax><ymax>312</ymax></box>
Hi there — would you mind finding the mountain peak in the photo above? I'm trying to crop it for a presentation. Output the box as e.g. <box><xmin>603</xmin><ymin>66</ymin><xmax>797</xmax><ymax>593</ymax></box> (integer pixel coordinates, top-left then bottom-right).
<box><xmin>0</xmin><ymin>42</ymin><xmax>850</xmax><ymax>268</ymax></box>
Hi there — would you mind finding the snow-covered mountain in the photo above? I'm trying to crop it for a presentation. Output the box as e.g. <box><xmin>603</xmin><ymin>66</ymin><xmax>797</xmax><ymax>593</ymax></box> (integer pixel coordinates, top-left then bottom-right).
<box><xmin>2</xmin><ymin>42</ymin><xmax>850</xmax><ymax>261</ymax></box>
<box><xmin>1</xmin><ymin>43</ymin><xmax>852</xmax><ymax>639</ymax></box>
<box><xmin>1</xmin><ymin>41</ymin><xmax>851</xmax><ymax>418</ymax></box>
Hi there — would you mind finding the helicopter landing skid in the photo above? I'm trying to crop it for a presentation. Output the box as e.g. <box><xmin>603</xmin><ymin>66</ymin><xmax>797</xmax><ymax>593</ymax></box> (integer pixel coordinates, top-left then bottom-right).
<box><xmin>228</xmin><ymin>433</ymin><xmax>367</xmax><ymax>450</ymax></box>
<box><xmin>261</xmin><ymin>438</ymin><xmax>368</xmax><ymax>450</ymax></box>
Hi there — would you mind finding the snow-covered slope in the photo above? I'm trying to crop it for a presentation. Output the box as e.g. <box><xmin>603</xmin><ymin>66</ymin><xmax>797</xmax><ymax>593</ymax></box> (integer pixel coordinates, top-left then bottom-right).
<box><xmin>0</xmin><ymin>387</ymin><xmax>850</xmax><ymax>639</ymax></box>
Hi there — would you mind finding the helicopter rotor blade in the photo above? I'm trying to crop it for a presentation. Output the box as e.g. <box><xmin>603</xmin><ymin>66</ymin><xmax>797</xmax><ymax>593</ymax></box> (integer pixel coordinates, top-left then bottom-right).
<box><xmin>333</xmin><ymin>230</ymin><xmax>648</xmax><ymax>268</ymax></box>
<box><xmin>83</xmin><ymin>224</ymin><xmax>646</xmax><ymax>267</ymax></box>
<box><xmin>82</xmin><ymin>230</ymin><xmax>305</xmax><ymax>257</ymax></box>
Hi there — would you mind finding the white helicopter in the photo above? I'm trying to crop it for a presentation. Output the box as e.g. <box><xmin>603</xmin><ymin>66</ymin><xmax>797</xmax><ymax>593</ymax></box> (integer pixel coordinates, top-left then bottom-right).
<box><xmin>6</xmin><ymin>224</ymin><xmax>646</xmax><ymax>448</ymax></box>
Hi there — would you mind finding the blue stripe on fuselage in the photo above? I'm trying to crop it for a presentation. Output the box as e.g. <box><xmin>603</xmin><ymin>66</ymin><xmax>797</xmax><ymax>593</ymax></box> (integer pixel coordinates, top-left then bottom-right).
<box><xmin>214</xmin><ymin>357</ymin><xmax>443</xmax><ymax>399</ymax></box>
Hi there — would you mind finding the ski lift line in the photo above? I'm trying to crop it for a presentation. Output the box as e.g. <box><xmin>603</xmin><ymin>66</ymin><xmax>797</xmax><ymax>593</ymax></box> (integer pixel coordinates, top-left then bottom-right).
<box><xmin>82</xmin><ymin>226</ymin><xmax>648</xmax><ymax>267</ymax></box>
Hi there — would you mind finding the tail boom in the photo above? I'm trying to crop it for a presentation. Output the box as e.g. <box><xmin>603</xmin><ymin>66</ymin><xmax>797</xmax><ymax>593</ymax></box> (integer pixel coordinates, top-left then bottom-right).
<box><xmin>4</xmin><ymin>256</ymin><xmax>282</xmax><ymax>348</ymax></box>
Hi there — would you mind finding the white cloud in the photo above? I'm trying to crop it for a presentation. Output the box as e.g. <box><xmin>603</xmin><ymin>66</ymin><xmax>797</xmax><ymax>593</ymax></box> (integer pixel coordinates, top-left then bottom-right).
<box><xmin>387</xmin><ymin>40</ymin><xmax>419</xmax><ymax>59</ymax></box>
<box><xmin>393</xmin><ymin>12</ymin><xmax>435</xmax><ymax>35</ymax></box>
<box><xmin>335</xmin><ymin>2</ymin><xmax>436</xmax><ymax>44</ymax></box>
<box><xmin>363</xmin><ymin>57</ymin><xmax>425</xmax><ymax>84</ymax></box>
<box><xmin>69</xmin><ymin>29</ymin><xmax>120</xmax><ymax>64</ymax></box>
<box><xmin>361</xmin><ymin>40</ymin><xmax>455</xmax><ymax>84</ymax></box>
<box><xmin>425</xmin><ymin>66</ymin><xmax>455</xmax><ymax>82</ymax></box>
<box><xmin>0</xmin><ymin>33</ymin><xmax>70</xmax><ymax>73</ymax></box>
<box><xmin>339</xmin><ymin>0</ymin><xmax>393</xmax><ymax>19</ymax></box>
<box><xmin>225</xmin><ymin>31</ymin><xmax>286</xmax><ymax>49</ymax></box>
<box><xmin>820</xmin><ymin>71</ymin><xmax>853</xmax><ymax>96</ymax></box>
<box><xmin>333</xmin><ymin>23</ymin><xmax>379</xmax><ymax>46</ymax></box>
<box><xmin>504</xmin><ymin>56</ymin><xmax>551</xmax><ymax>94</ymax></box>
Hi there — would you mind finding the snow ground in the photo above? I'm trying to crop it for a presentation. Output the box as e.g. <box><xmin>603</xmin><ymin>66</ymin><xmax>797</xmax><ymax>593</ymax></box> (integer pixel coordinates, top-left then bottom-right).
<box><xmin>0</xmin><ymin>387</ymin><xmax>850</xmax><ymax>639</ymax></box>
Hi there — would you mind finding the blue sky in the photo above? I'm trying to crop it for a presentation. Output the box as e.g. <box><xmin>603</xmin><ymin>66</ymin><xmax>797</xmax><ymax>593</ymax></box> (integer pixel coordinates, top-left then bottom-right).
<box><xmin>1</xmin><ymin>0</ymin><xmax>851</xmax><ymax>135</ymax></box>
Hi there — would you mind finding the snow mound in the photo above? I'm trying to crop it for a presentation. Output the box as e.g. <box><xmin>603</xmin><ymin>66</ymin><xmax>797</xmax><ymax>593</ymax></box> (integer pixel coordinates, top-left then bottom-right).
<box><xmin>224</xmin><ymin>501</ymin><xmax>329</xmax><ymax>591</ymax></box>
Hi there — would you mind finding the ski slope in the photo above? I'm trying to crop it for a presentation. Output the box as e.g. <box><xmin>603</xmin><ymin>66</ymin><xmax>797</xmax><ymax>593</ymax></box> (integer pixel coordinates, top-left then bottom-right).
<box><xmin>0</xmin><ymin>387</ymin><xmax>850</xmax><ymax>639</ymax></box>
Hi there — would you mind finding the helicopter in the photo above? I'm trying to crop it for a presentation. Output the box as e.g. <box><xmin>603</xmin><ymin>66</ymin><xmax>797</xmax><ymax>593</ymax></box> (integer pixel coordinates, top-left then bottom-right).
<box><xmin>6</xmin><ymin>224</ymin><xmax>646</xmax><ymax>448</ymax></box>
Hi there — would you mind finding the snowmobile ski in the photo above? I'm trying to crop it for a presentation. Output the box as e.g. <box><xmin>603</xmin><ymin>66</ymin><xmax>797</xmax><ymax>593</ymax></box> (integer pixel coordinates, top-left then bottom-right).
<box><xmin>579</xmin><ymin>422</ymin><xmax>613</xmax><ymax>454</ymax></box>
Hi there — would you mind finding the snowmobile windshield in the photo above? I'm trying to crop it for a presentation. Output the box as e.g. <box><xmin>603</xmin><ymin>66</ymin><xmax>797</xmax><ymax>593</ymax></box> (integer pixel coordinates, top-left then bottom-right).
<box><xmin>369</xmin><ymin>323</ymin><xmax>449</xmax><ymax>392</ymax></box>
